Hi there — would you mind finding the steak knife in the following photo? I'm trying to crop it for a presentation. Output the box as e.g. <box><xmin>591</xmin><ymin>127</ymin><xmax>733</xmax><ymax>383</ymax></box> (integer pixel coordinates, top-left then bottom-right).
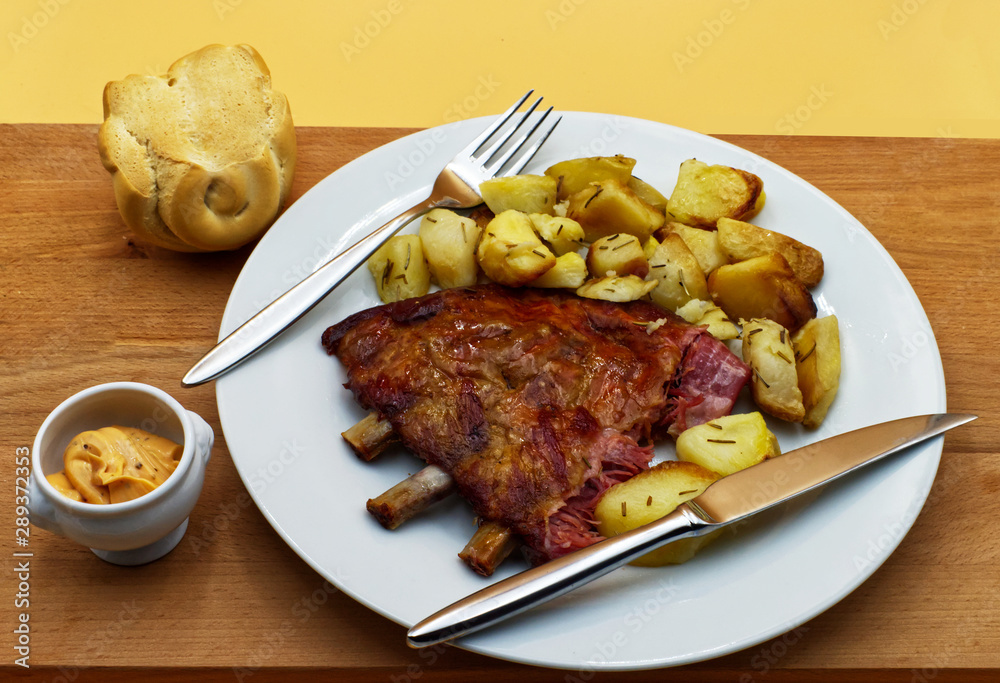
<box><xmin>407</xmin><ymin>412</ymin><xmax>975</xmax><ymax>648</ymax></box>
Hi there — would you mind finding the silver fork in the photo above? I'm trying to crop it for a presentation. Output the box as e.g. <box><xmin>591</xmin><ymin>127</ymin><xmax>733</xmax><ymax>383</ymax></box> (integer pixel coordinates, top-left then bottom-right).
<box><xmin>182</xmin><ymin>91</ymin><xmax>560</xmax><ymax>387</ymax></box>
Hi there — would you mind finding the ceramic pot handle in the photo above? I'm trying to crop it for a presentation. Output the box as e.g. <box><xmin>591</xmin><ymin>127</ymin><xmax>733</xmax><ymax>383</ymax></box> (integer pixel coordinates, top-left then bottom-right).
<box><xmin>26</xmin><ymin>473</ymin><xmax>64</xmax><ymax>536</ymax></box>
<box><xmin>187</xmin><ymin>411</ymin><xmax>215</xmax><ymax>465</ymax></box>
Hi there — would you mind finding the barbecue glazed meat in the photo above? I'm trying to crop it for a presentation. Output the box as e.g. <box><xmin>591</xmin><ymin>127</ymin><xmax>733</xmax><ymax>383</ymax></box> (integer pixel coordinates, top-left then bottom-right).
<box><xmin>322</xmin><ymin>285</ymin><xmax>750</xmax><ymax>565</ymax></box>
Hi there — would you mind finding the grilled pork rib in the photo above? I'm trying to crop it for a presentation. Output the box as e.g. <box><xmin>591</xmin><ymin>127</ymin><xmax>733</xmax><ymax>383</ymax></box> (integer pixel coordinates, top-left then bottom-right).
<box><xmin>322</xmin><ymin>285</ymin><xmax>750</xmax><ymax>566</ymax></box>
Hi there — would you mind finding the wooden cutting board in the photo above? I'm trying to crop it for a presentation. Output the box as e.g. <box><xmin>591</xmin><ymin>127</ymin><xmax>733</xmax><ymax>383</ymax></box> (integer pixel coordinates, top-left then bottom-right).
<box><xmin>1</xmin><ymin>124</ymin><xmax>997</xmax><ymax>682</ymax></box>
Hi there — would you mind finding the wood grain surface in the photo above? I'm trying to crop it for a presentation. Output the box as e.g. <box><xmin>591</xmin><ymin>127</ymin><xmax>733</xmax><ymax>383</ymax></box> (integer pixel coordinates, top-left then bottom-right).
<box><xmin>1</xmin><ymin>124</ymin><xmax>997</xmax><ymax>683</ymax></box>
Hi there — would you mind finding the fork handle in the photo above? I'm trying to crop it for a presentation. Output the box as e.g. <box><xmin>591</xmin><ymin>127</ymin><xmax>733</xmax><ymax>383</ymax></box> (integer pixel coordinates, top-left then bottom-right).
<box><xmin>182</xmin><ymin>197</ymin><xmax>439</xmax><ymax>387</ymax></box>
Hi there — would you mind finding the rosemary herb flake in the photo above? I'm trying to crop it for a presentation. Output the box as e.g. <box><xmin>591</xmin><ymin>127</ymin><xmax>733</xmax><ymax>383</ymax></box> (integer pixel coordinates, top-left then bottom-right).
<box><xmin>798</xmin><ymin>343</ymin><xmax>816</xmax><ymax>363</ymax></box>
<box><xmin>584</xmin><ymin>187</ymin><xmax>603</xmax><ymax>208</ymax></box>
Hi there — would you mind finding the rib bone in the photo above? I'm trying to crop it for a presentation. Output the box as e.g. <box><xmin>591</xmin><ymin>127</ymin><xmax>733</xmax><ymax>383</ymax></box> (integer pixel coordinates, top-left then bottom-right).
<box><xmin>458</xmin><ymin>521</ymin><xmax>519</xmax><ymax>577</ymax></box>
<box><xmin>366</xmin><ymin>465</ymin><xmax>456</xmax><ymax>529</ymax></box>
<box><xmin>342</xmin><ymin>413</ymin><xmax>397</xmax><ymax>461</ymax></box>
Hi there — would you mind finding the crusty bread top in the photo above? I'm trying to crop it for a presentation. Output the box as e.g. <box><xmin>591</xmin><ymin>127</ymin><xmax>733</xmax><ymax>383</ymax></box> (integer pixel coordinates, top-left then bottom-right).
<box><xmin>99</xmin><ymin>44</ymin><xmax>296</xmax><ymax>252</ymax></box>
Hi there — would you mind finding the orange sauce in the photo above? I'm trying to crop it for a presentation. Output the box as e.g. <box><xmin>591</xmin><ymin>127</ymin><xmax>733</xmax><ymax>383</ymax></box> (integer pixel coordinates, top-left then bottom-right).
<box><xmin>46</xmin><ymin>426</ymin><xmax>182</xmax><ymax>504</ymax></box>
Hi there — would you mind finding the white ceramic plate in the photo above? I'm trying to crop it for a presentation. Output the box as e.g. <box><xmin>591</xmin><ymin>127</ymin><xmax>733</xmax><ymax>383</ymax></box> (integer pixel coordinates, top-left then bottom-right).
<box><xmin>215</xmin><ymin>113</ymin><xmax>946</xmax><ymax>670</ymax></box>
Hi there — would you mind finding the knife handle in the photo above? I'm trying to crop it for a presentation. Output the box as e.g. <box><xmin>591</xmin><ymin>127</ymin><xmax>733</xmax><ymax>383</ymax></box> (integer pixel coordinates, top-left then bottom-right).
<box><xmin>182</xmin><ymin>197</ymin><xmax>438</xmax><ymax>387</ymax></box>
<box><xmin>406</xmin><ymin>504</ymin><xmax>711</xmax><ymax>648</ymax></box>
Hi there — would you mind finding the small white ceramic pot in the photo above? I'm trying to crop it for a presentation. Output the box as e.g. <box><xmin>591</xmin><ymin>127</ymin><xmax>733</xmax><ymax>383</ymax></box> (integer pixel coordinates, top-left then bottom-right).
<box><xmin>27</xmin><ymin>382</ymin><xmax>214</xmax><ymax>565</ymax></box>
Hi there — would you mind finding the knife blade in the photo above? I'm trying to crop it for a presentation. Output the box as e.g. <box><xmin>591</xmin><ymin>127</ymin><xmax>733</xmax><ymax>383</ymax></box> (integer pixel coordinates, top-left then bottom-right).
<box><xmin>406</xmin><ymin>412</ymin><xmax>976</xmax><ymax>648</ymax></box>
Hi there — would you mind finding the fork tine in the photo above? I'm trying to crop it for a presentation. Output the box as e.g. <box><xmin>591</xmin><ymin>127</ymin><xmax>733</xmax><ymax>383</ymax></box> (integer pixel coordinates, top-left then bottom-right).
<box><xmin>483</xmin><ymin>106</ymin><xmax>558</xmax><ymax>176</ymax></box>
<box><xmin>476</xmin><ymin>96</ymin><xmax>543</xmax><ymax>167</ymax></box>
<box><xmin>465</xmin><ymin>90</ymin><xmax>534</xmax><ymax>157</ymax></box>
<box><xmin>505</xmin><ymin>114</ymin><xmax>562</xmax><ymax>176</ymax></box>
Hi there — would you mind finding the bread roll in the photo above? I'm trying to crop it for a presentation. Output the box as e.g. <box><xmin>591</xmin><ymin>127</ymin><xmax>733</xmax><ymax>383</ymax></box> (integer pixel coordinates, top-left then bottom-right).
<box><xmin>98</xmin><ymin>44</ymin><xmax>296</xmax><ymax>252</ymax></box>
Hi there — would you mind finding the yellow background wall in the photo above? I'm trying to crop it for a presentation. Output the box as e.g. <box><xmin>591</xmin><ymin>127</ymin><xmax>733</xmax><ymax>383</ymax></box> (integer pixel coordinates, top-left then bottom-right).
<box><xmin>2</xmin><ymin>0</ymin><xmax>998</xmax><ymax>138</ymax></box>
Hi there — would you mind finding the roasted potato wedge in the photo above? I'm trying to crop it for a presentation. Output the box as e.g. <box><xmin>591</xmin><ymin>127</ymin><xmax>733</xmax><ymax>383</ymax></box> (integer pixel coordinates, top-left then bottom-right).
<box><xmin>643</xmin><ymin>235</ymin><xmax>660</xmax><ymax>261</ymax></box>
<box><xmin>567</xmin><ymin>179</ymin><xmax>665</xmax><ymax>242</ymax></box>
<box><xmin>742</xmin><ymin>318</ymin><xmax>805</xmax><ymax>422</ymax></box>
<box><xmin>627</xmin><ymin>176</ymin><xmax>669</xmax><ymax>213</ymax></box>
<box><xmin>477</xmin><ymin>210</ymin><xmax>556</xmax><ymax>286</ymax></box>
<box><xmin>418</xmin><ymin>208</ymin><xmax>482</xmax><ymax>289</ymax></box>
<box><xmin>532</xmin><ymin>252</ymin><xmax>587</xmax><ymax>289</ymax></box>
<box><xmin>717</xmin><ymin>217</ymin><xmax>824</xmax><ymax>288</ymax></box>
<box><xmin>666</xmin><ymin>159</ymin><xmax>764</xmax><ymax>228</ymax></box>
<box><xmin>645</xmin><ymin>233</ymin><xmax>709</xmax><ymax>311</ymax></box>
<box><xmin>479</xmin><ymin>174</ymin><xmax>558</xmax><ymax>215</ymax></box>
<box><xmin>529</xmin><ymin>213</ymin><xmax>585</xmax><ymax>256</ymax></box>
<box><xmin>793</xmin><ymin>315</ymin><xmax>841</xmax><ymax>428</ymax></box>
<box><xmin>586</xmin><ymin>233</ymin><xmax>648</xmax><ymax>278</ymax></box>
<box><xmin>708</xmin><ymin>252</ymin><xmax>817</xmax><ymax>332</ymax></box>
<box><xmin>674</xmin><ymin>299</ymin><xmax>740</xmax><ymax>340</ymax></box>
<box><xmin>576</xmin><ymin>274</ymin><xmax>657</xmax><ymax>302</ymax></box>
<box><xmin>658</xmin><ymin>222</ymin><xmax>730</xmax><ymax>276</ymax></box>
<box><xmin>545</xmin><ymin>155</ymin><xmax>636</xmax><ymax>201</ymax></box>
<box><xmin>366</xmin><ymin>234</ymin><xmax>431</xmax><ymax>303</ymax></box>
<box><xmin>595</xmin><ymin>461</ymin><xmax>721</xmax><ymax>566</ymax></box>
<box><xmin>676</xmin><ymin>412</ymin><xmax>780</xmax><ymax>476</ymax></box>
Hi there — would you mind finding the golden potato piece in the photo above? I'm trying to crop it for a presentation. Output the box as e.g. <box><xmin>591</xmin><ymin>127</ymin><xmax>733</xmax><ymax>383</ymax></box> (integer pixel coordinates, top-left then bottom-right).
<box><xmin>643</xmin><ymin>235</ymin><xmax>660</xmax><ymax>261</ymax></box>
<box><xmin>645</xmin><ymin>233</ymin><xmax>709</xmax><ymax>311</ymax></box>
<box><xmin>658</xmin><ymin>222</ymin><xmax>730</xmax><ymax>276</ymax></box>
<box><xmin>793</xmin><ymin>315</ymin><xmax>841</xmax><ymax>428</ymax></box>
<box><xmin>717</xmin><ymin>217</ymin><xmax>824</xmax><ymax>288</ymax></box>
<box><xmin>746</xmin><ymin>190</ymin><xmax>766</xmax><ymax>220</ymax></box>
<box><xmin>673</xmin><ymin>299</ymin><xmax>709</xmax><ymax>324</ymax></box>
<box><xmin>577</xmin><ymin>274</ymin><xmax>656</xmax><ymax>302</ymax></box>
<box><xmin>707</xmin><ymin>252</ymin><xmax>817</xmax><ymax>333</ymax></box>
<box><xmin>666</xmin><ymin>159</ymin><xmax>763</xmax><ymax>228</ymax></box>
<box><xmin>674</xmin><ymin>299</ymin><xmax>740</xmax><ymax>340</ymax></box>
<box><xmin>627</xmin><ymin>176</ymin><xmax>668</xmax><ymax>213</ymax></box>
<box><xmin>742</xmin><ymin>318</ymin><xmax>805</xmax><ymax>423</ymax></box>
<box><xmin>529</xmin><ymin>213</ymin><xmax>585</xmax><ymax>256</ymax></box>
<box><xmin>567</xmin><ymin>179</ymin><xmax>665</xmax><ymax>242</ymax></box>
<box><xmin>586</xmin><ymin>233</ymin><xmax>648</xmax><ymax>278</ymax></box>
<box><xmin>676</xmin><ymin>412</ymin><xmax>780</xmax><ymax>476</ymax></box>
<box><xmin>418</xmin><ymin>208</ymin><xmax>482</xmax><ymax>289</ymax></box>
<box><xmin>477</xmin><ymin>210</ymin><xmax>555</xmax><ymax>286</ymax></box>
<box><xmin>479</xmin><ymin>174</ymin><xmax>557</xmax><ymax>215</ymax></box>
<box><xmin>366</xmin><ymin>234</ymin><xmax>431</xmax><ymax>303</ymax></box>
<box><xmin>532</xmin><ymin>252</ymin><xmax>587</xmax><ymax>289</ymax></box>
<box><xmin>595</xmin><ymin>461</ymin><xmax>720</xmax><ymax>566</ymax></box>
<box><xmin>545</xmin><ymin>155</ymin><xmax>636</xmax><ymax>201</ymax></box>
